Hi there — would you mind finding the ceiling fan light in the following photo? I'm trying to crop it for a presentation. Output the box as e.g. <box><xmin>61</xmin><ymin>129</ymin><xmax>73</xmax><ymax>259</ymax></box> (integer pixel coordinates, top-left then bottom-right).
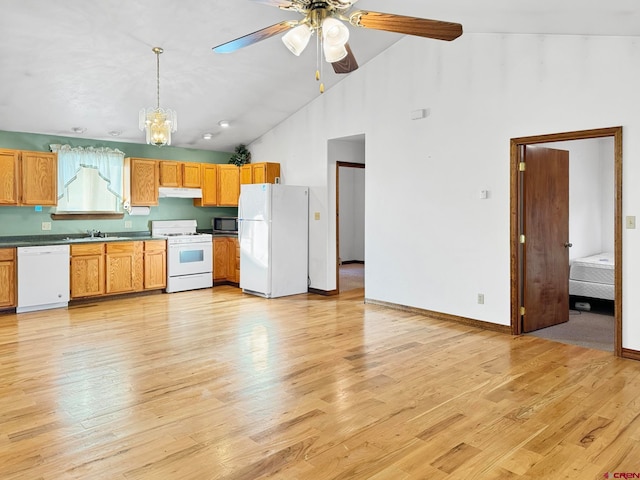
<box><xmin>322</xmin><ymin>17</ymin><xmax>349</xmax><ymax>47</ymax></box>
<box><xmin>323</xmin><ymin>43</ymin><xmax>348</xmax><ymax>63</ymax></box>
<box><xmin>282</xmin><ymin>24</ymin><xmax>312</xmax><ymax>56</ymax></box>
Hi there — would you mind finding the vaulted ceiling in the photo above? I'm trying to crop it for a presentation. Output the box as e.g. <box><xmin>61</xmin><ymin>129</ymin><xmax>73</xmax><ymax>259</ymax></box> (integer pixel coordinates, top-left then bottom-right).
<box><xmin>1</xmin><ymin>0</ymin><xmax>639</xmax><ymax>152</ymax></box>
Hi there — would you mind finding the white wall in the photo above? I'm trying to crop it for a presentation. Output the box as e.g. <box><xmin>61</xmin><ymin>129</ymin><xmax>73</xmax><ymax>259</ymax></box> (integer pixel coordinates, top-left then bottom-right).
<box><xmin>250</xmin><ymin>33</ymin><xmax>640</xmax><ymax>350</ymax></box>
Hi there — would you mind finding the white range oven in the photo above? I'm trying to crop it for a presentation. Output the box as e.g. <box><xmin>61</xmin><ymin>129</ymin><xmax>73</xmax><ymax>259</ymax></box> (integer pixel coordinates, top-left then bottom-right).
<box><xmin>151</xmin><ymin>220</ymin><xmax>213</xmax><ymax>293</ymax></box>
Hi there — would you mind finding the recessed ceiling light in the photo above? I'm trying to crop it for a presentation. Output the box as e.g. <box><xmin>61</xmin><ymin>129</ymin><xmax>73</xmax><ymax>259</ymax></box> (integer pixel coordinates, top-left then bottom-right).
<box><xmin>202</xmin><ymin>133</ymin><xmax>214</xmax><ymax>140</ymax></box>
<box><xmin>108</xmin><ymin>130</ymin><xmax>122</xmax><ymax>137</ymax></box>
<box><xmin>218</xmin><ymin>120</ymin><xmax>230</xmax><ymax>128</ymax></box>
<box><xmin>71</xmin><ymin>127</ymin><xmax>86</xmax><ymax>134</ymax></box>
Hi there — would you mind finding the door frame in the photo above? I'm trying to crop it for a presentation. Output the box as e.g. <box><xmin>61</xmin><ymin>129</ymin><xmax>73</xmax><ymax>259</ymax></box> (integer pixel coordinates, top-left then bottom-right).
<box><xmin>336</xmin><ymin>161</ymin><xmax>365</xmax><ymax>292</ymax></box>
<box><xmin>510</xmin><ymin>126</ymin><xmax>623</xmax><ymax>356</ymax></box>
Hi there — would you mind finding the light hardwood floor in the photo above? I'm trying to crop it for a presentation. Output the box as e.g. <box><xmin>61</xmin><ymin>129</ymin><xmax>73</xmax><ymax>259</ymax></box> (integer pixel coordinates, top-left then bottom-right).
<box><xmin>1</xmin><ymin>286</ymin><xmax>639</xmax><ymax>479</ymax></box>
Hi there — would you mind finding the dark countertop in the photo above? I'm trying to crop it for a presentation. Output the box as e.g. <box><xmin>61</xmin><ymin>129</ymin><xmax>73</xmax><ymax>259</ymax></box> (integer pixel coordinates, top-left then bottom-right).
<box><xmin>0</xmin><ymin>231</ymin><xmax>163</xmax><ymax>248</ymax></box>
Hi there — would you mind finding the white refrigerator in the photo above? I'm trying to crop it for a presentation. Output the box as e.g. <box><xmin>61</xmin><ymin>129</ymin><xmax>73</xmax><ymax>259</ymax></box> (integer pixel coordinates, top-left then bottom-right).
<box><xmin>238</xmin><ymin>183</ymin><xmax>309</xmax><ymax>298</ymax></box>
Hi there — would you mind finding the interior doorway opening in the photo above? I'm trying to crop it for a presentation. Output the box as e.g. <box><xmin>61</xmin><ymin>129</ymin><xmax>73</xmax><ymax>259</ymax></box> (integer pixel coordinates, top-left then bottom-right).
<box><xmin>510</xmin><ymin>126</ymin><xmax>623</xmax><ymax>356</ymax></box>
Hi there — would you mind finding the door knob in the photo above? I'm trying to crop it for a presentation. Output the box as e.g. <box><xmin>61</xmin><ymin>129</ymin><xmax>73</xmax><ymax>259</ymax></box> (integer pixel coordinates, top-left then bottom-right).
<box><xmin>564</xmin><ymin>242</ymin><xmax>573</xmax><ymax>248</ymax></box>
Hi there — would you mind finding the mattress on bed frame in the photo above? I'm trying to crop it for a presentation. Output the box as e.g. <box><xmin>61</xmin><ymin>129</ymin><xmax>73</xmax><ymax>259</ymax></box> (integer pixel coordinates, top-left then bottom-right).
<box><xmin>569</xmin><ymin>252</ymin><xmax>614</xmax><ymax>300</ymax></box>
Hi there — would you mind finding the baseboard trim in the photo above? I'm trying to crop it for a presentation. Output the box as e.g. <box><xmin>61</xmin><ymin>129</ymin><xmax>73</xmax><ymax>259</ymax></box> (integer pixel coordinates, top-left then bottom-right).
<box><xmin>622</xmin><ymin>348</ymin><xmax>640</xmax><ymax>361</ymax></box>
<box><xmin>308</xmin><ymin>288</ymin><xmax>339</xmax><ymax>296</ymax></box>
<box><xmin>364</xmin><ymin>298</ymin><xmax>512</xmax><ymax>334</ymax></box>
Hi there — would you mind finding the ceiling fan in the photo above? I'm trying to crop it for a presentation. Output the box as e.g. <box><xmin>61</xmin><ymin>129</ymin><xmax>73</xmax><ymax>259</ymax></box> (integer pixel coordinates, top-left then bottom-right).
<box><xmin>213</xmin><ymin>0</ymin><xmax>463</xmax><ymax>92</ymax></box>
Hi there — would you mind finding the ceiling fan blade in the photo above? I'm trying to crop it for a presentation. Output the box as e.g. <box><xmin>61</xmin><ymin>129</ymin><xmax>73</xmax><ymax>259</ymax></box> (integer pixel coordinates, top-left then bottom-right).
<box><xmin>213</xmin><ymin>21</ymin><xmax>296</xmax><ymax>54</ymax></box>
<box><xmin>332</xmin><ymin>43</ymin><xmax>358</xmax><ymax>74</ymax></box>
<box><xmin>349</xmin><ymin>11</ymin><xmax>463</xmax><ymax>41</ymax></box>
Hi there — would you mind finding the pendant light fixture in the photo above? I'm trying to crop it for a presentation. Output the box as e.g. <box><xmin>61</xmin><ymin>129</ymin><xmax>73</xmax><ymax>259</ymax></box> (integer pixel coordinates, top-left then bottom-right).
<box><xmin>139</xmin><ymin>47</ymin><xmax>177</xmax><ymax>146</ymax></box>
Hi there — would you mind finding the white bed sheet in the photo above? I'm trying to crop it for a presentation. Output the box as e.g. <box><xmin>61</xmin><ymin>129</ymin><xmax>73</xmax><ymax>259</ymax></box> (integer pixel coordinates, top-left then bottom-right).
<box><xmin>569</xmin><ymin>252</ymin><xmax>614</xmax><ymax>286</ymax></box>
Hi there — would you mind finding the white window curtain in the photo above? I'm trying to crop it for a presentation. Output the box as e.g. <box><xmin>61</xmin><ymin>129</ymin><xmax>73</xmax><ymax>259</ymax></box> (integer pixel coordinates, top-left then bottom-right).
<box><xmin>50</xmin><ymin>144</ymin><xmax>125</xmax><ymax>200</ymax></box>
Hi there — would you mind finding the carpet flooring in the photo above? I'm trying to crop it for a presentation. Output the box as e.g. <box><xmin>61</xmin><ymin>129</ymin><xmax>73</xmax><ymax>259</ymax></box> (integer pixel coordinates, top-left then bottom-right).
<box><xmin>526</xmin><ymin>309</ymin><xmax>614</xmax><ymax>352</ymax></box>
<box><xmin>339</xmin><ymin>263</ymin><xmax>364</xmax><ymax>292</ymax></box>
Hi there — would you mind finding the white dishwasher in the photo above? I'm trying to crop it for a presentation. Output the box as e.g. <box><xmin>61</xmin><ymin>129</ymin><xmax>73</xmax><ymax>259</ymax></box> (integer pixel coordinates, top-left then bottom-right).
<box><xmin>17</xmin><ymin>244</ymin><xmax>70</xmax><ymax>313</ymax></box>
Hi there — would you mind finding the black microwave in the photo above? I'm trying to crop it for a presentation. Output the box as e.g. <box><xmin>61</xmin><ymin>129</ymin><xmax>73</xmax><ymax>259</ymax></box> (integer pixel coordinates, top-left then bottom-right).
<box><xmin>213</xmin><ymin>217</ymin><xmax>238</xmax><ymax>232</ymax></box>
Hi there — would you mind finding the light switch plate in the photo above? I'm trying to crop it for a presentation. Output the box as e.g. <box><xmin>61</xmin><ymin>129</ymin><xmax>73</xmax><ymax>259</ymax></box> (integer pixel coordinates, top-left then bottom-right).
<box><xmin>314</xmin><ymin>212</ymin><xmax>320</xmax><ymax>221</ymax></box>
<box><xmin>626</xmin><ymin>216</ymin><xmax>636</xmax><ymax>229</ymax></box>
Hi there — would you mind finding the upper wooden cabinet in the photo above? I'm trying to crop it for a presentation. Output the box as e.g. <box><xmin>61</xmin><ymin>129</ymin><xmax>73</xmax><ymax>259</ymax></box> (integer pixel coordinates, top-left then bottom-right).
<box><xmin>218</xmin><ymin>165</ymin><xmax>240</xmax><ymax>206</ymax></box>
<box><xmin>0</xmin><ymin>150</ymin><xmax>19</xmax><ymax>205</ymax></box>
<box><xmin>182</xmin><ymin>162</ymin><xmax>202</xmax><ymax>188</ymax></box>
<box><xmin>159</xmin><ymin>161</ymin><xmax>202</xmax><ymax>188</ymax></box>
<box><xmin>194</xmin><ymin>164</ymin><xmax>239</xmax><ymax>207</ymax></box>
<box><xmin>194</xmin><ymin>163</ymin><xmax>218</xmax><ymax>207</ymax></box>
<box><xmin>0</xmin><ymin>149</ymin><xmax>57</xmax><ymax>206</ymax></box>
<box><xmin>240</xmin><ymin>162</ymin><xmax>280</xmax><ymax>185</ymax></box>
<box><xmin>21</xmin><ymin>151</ymin><xmax>58</xmax><ymax>205</ymax></box>
<box><xmin>126</xmin><ymin>157</ymin><xmax>159</xmax><ymax>206</ymax></box>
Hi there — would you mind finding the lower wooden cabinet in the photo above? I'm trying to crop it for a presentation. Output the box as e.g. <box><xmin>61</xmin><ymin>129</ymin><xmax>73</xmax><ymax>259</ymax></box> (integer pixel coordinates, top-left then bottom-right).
<box><xmin>71</xmin><ymin>239</ymin><xmax>165</xmax><ymax>299</ymax></box>
<box><xmin>213</xmin><ymin>236</ymin><xmax>239</xmax><ymax>285</ymax></box>
<box><xmin>70</xmin><ymin>243</ymin><xmax>106</xmax><ymax>298</ymax></box>
<box><xmin>106</xmin><ymin>242</ymin><xmax>142</xmax><ymax>294</ymax></box>
<box><xmin>0</xmin><ymin>248</ymin><xmax>16</xmax><ymax>308</ymax></box>
<box><xmin>144</xmin><ymin>240</ymin><xmax>166</xmax><ymax>290</ymax></box>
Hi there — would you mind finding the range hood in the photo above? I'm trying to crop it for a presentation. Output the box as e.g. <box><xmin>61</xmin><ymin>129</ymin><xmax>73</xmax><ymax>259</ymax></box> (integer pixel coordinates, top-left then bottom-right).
<box><xmin>158</xmin><ymin>187</ymin><xmax>203</xmax><ymax>199</ymax></box>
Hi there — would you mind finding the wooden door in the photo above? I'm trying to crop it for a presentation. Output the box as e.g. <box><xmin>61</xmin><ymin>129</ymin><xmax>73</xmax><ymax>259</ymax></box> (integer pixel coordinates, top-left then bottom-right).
<box><xmin>240</xmin><ymin>164</ymin><xmax>253</xmax><ymax>184</ymax></box>
<box><xmin>521</xmin><ymin>145</ymin><xmax>570</xmax><ymax>333</ymax></box>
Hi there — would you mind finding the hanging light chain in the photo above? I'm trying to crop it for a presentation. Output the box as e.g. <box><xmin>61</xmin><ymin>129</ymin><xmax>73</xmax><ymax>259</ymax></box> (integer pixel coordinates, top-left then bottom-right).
<box><xmin>153</xmin><ymin>47</ymin><xmax>163</xmax><ymax>109</ymax></box>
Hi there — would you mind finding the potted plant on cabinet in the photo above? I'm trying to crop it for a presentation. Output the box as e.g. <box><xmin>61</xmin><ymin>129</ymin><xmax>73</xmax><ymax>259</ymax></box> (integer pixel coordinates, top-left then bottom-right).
<box><xmin>228</xmin><ymin>144</ymin><xmax>251</xmax><ymax>166</ymax></box>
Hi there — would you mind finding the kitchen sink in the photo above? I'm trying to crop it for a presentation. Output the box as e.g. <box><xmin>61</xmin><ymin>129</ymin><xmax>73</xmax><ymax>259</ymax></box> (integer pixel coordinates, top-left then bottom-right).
<box><xmin>64</xmin><ymin>236</ymin><xmax>128</xmax><ymax>242</ymax></box>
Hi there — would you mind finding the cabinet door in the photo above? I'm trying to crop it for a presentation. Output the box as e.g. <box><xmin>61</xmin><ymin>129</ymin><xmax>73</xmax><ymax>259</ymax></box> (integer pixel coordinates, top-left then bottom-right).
<box><xmin>252</xmin><ymin>162</ymin><xmax>280</xmax><ymax>184</ymax></box>
<box><xmin>194</xmin><ymin>164</ymin><xmax>218</xmax><ymax>207</ymax></box>
<box><xmin>70</xmin><ymin>246</ymin><xmax>105</xmax><ymax>299</ymax></box>
<box><xmin>217</xmin><ymin>165</ymin><xmax>240</xmax><ymax>206</ymax></box>
<box><xmin>182</xmin><ymin>162</ymin><xmax>202</xmax><ymax>188</ymax></box>
<box><xmin>240</xmin><ymin>164</ymin><xmax>253</xmax><ymax>185</ymax></box>
<box><xmin>106</xmin><ymin>242</ymin><xmax>136</xmax><ymax>294</ymax></box>
<box><xmin>0</xmin><ymin>249</ymin><xmax>16</xmax><ymax>307</ymax></box>
<box><xmin>234</xmin><ymin>237</ymin><xmax>240</xmax><ymax>284</ymax></box>
<box><xmin>129</xmin><ymin>158</ymin><xmax>159</xmax><ymax>206</ymax></box>
<box><xmin>213</xmin><ymin>237</ymin><xmax>229</xmax><ymax>281</ymax></box>
<box><xmin>159</xmin><ymin>161</ymin><xmax>181</xmax><ymax>187</ymax></box>
<box><xmin>144</xmin><ymin>240</ymin><xmax>166</xmax><ymax>290</ymax></box>
<box><xmin>0</xmin><ymin>149</ymin><xmax>19</xmax><ymax>205</ymax></box>
<box><xmin>20</xmin><ymin>151</ymin><xmax>57</xmax><ymax>205</ymax></box>
<box><xmin>227</xmin><ymin>238</ymin><xmax>238</xmax><ymax>283</ymax></box>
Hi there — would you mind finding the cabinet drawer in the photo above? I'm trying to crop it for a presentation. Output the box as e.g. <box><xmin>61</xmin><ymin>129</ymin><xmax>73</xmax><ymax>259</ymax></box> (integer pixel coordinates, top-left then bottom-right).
<box><xmin>71</xmin><ymin>243</ymin><xmax>105</xmax><ymax>256</ymax></box>
<box><xmin>144</xmin><ymin>240</ymin><xmax>166</xmax><ymax>252</ymax></box>
<box><xmin>0</xmin><ymin>248</ymin><xmax>15</xmax><ymax>261</ymax></box>
<box><xmin>106</xmin><ymin>242</ymin><xmax>135</xmax><ymax>254</ymax></box>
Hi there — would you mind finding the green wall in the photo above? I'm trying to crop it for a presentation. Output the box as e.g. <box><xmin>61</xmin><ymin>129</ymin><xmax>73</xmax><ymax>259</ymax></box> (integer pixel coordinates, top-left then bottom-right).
<box><xmin>0</xmin><ymin>130</ymin><xmax>237</xmax><ymax>236</ymax></box>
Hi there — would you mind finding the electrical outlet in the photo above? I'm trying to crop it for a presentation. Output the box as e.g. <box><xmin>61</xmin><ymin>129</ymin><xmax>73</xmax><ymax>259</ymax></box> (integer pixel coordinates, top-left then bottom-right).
<box><xmin>41</xmin><ymin>221</ymin><xmax>51</xmax><ymax>231</ymax></box>
<box><xmin>477</xmin><ymin>293</ymin><xmax>485</xmax><ymax>305</ymax></box>
<box><xmin>124</xmin><ymin>220</ymin><xmax>132</xmax><ymax>228</ymax></box>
